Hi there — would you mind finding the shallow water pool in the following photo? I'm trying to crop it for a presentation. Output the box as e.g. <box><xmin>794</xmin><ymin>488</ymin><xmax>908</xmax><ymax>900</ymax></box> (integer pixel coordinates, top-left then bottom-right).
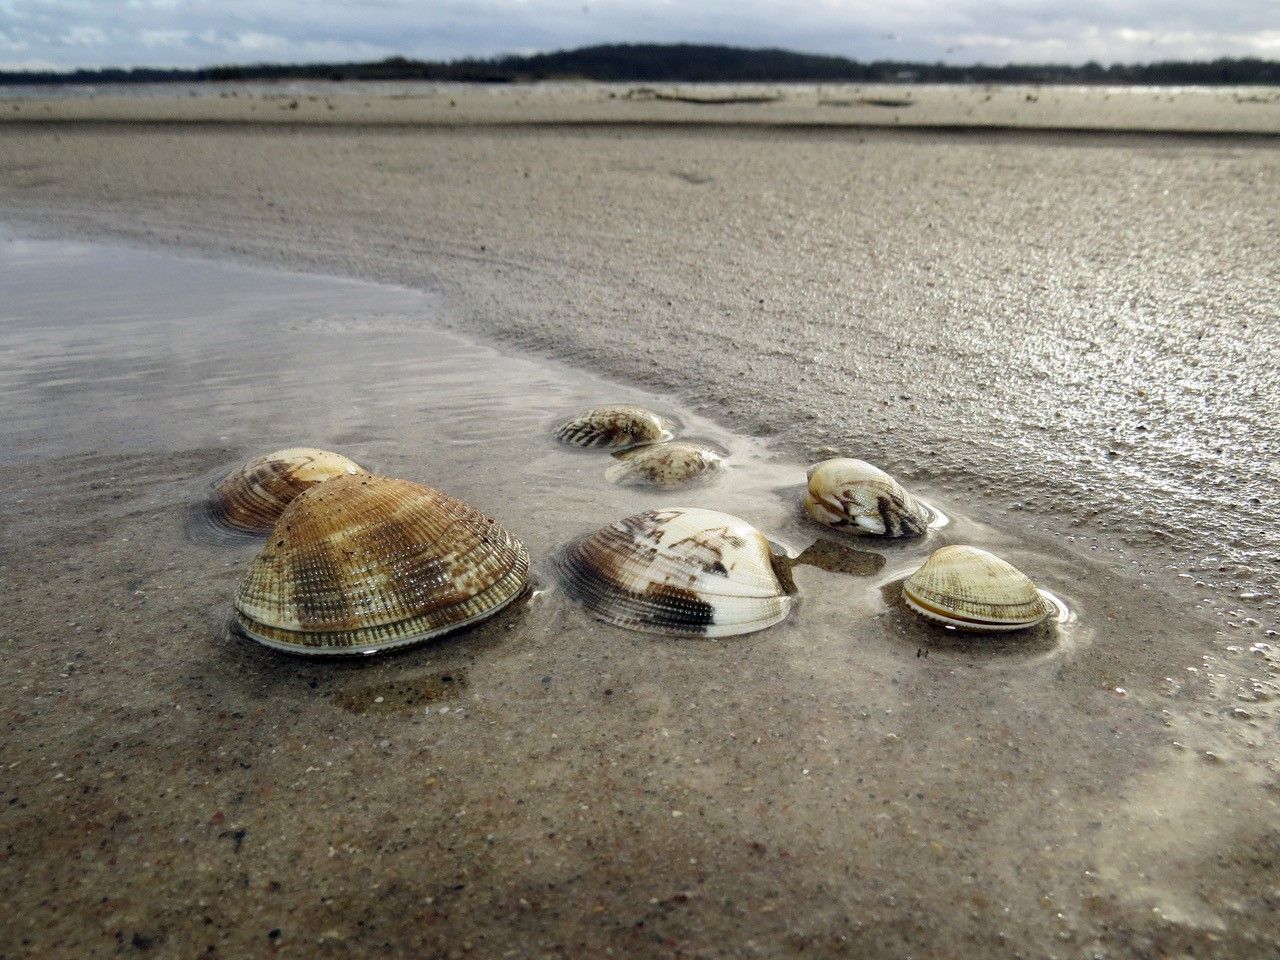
<box><xmin>1</xmin><ymin>236</ymin><xmax>1276</xmax><ymax>958</ymax></box>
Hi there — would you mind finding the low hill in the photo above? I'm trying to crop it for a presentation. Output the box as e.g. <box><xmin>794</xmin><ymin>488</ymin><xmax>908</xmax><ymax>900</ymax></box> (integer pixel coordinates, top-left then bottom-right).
<box><xmin>3</xmin><ymin>43</ymin><xmax>1278</xmax><ymax>86</ymax></box>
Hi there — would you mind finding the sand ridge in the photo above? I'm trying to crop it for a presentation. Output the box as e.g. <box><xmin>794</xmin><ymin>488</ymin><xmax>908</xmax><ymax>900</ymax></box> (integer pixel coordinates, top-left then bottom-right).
<box><xmin>3</xmin><ymin>80</ymin><xmax>1280</xmax><ymax>134</ymax></box>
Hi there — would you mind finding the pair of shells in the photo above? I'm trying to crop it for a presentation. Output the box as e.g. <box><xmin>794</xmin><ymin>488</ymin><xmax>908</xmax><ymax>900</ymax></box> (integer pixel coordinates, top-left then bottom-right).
<box><xmin>557</xmin><ymin>510</ymin><xmax>1047</xmax><ymax>636</ymax></box>
<box><xmin>805</xmin><ymin>458</ymin><xmax>931</xmax><ymax>538</ymax></box>
<box><xmin>211</xmin><ymin>447</ymin><xmax>364</xmax><ymax>532</ymax></box>
<box><xmin>557</xmin><ymin>405</ymin><xmax>721</xmax><ymax>488</ymax></box>
<box><xmin>807</xmin><ymin>460</ymin><xmax>1049</xmax><ymax>631</ymax></box>
<box><xmin>903</xmin><ymin>545</ymin><xmax>1049</xmax><ymax>632</ymax></box>
<box><xmin>556</xmin><ymin>507</ymin><xmax>792</xmax><ymax>638</ymax></box>
<box><xmin>234</xmin><ymin>474</ymin><xmax>529</xmax><ymax>655</ymax></box>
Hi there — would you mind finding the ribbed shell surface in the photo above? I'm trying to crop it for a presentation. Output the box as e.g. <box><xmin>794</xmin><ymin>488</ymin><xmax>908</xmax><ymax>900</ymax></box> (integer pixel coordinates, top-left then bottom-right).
<box><xmin>804</xmin><ymin>457</ymin><xmax>930</xmax><ymax>538</ymax></box>
<box><xmin>605</xmin><ymin>442</ymin><xmax>723</xmax><ymax>487</ymax></box>
<box><xmin>554</xmin><ymin>405</ymin><xmax>670</xmax><ymax>448</ymax></box>
<box><xmin>234</xmin><ymin>474</ymin><xmax>528</xmax><ymax>653</ymax></box>
<box><xmin>556</xmin><ymin>507</ymin><xmax>791</xmax><ymax>638</ymax></box>
<box><xmin>211</xmin><ymin>447</ymin><xmax>364</xmax><ymax>532</ymax></box>
<box><xmin>902</xmin><ymin>545</ymin><xmax>1048</xmax><ymax>631</ymax></box>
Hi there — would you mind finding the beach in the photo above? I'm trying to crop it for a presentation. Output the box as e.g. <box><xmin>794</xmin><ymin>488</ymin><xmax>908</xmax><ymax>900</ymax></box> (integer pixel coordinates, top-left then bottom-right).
<box><xmin>4</xmin><ymin>81</ymin><xmax>1279</xmax><ymax>134</ymax></box>
<box><xmin>1</xmin><ymin>86</ymin><xmax>1278</xmax><ymax>958</ymax></box>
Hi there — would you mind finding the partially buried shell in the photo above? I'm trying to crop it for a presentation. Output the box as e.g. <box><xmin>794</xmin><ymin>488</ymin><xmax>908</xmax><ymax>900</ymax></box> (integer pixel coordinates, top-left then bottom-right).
<box><xmin>605</xmin><ymin>441</ymin><xmax>723</xmax><ymax>488</ymax></box>
<box><xmin>234</xmin><ymin>474</ymin><xmax>529</xmax><ymax>654</ymax></box>
<box><xmin>902</xmin><ymin>545</ymin><xmax>1048</xmax><ymax>632</ymax></box>
<box><xmin>555</xmin><ymin>405</ymin><xmax>671</xmax><ymax>448</ymax></box>
<box><xmin>556</xmin><ymin>507</ymin><xmax>792</xmax><ymax>638</ymax></box>
<box><xmin>211</xmin><ymin>447</ymin><xmax>364</xmax><ymax>532</ymax></box>
<box><xmin>804</xmin><ymin>457</ymin><xmax>930</xmax><ymax>538</ymax></box>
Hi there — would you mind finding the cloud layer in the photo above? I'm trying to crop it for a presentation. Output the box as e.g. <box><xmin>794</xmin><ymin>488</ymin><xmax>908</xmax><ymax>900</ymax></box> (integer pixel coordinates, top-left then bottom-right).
<box><xmin>2</xmin><ymin>0</ymin><xmax>1277</xmax><ymax>71</ymax></box>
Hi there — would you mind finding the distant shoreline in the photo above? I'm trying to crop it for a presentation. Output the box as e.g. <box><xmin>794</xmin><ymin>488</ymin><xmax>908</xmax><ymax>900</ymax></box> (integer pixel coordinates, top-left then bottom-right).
<box><xmin>4</xmin><ymin>82</ymin><xmax>1278</xmax><ymax>136</ymax></box>
<box><xmin>4</xmin><ymin>43</ymin><xmax>1280</xmax><ymax>87</ymax></box>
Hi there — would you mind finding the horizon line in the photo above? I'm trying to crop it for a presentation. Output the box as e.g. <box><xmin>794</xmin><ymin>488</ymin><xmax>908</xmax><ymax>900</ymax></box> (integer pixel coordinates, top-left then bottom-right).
<box><xmin>3</xmin><ymin>41</ymin><xmax>1279</xmax><ymax>78</ymax></box>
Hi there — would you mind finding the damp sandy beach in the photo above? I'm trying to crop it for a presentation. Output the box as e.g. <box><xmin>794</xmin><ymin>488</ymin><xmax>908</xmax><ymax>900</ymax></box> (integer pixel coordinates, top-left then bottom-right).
<box><xmin>1</xmin><ymin>85</ymin><xmax>1278</xmax><ymax>958</ymax></box>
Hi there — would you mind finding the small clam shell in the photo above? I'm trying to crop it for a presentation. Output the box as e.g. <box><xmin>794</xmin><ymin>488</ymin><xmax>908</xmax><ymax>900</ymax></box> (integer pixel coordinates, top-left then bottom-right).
<box><xmin>234</xmin><ymin>474</ymin><xmax>529</xmax><ymax>655</ymax></box>
<box><xmin>555</xmin><ymin>405</ymin><xmax>672</xmax><ymax>448</ymax></box>
<box><xmin>605</xmin><ymin>442</ymin><xmax>723</xmax><ymax>488</ymax></box>
<box><xmin>902</xmin><ymin>545</ymin><xmax>1048</xmax><ymax>632</ymax></box>
<box><xmin>211</xmin><ymin>447</ymin><xmax>364</xmax><ymax>532</ymax></box>
<box><xmin>804</xmin><ymin>457</ymin><xmax>930</xmax><ymax>538</ymax></box>
<box><xmin>555</xmin><ymin>507</ymin><xmax>792</xmax><ymax>638</ymax></box>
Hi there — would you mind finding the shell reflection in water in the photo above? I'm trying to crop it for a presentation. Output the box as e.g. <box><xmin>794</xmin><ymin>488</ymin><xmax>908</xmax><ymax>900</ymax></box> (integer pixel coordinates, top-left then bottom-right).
<box><xmin>556</xmin><ymin>507</ymin><xmax>792</xmax><ymax>638</ymax></box>
<box><xmin>902</xmin><ymin>545</ymin><xmax>1049</xmax><ymax>632</ymax></box>
<box><xmin>211</xmin><ymin>447</ymin><xmax>364</xmax><ymax>532</ymax></box>
<box><xmin>234</xmin><ymin>474</ymin><xmax>529</xmax><ymax>655</ymax></box>
<box><xmin>804</xmin><ymin>457</ymin><xmax>931</xmax><ymax>538</ymax></box>
<box><xmin>605</xmin><ymin>441</ymin><xmax>723</xmax><ymax>488</ymax></box>
<box><xmin>555</xmin><ymin>405</ymin><xmax>672</xmax><ymax>448</ymax></box>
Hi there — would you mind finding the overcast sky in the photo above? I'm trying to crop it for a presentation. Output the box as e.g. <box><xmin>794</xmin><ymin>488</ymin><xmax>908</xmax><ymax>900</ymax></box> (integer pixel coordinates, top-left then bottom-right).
<box><xmin>1</xmin><ymin>1</ymin><xmax>1277</xmax><ymax>71</ymax></box>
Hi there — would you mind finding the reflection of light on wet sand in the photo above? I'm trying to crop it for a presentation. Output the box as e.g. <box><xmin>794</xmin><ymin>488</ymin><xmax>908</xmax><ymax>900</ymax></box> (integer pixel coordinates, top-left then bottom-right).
<box><xmin>1088</xmin><ymin>640</ymin><xmax>1280</xmax><ymax>932</ymax></box>
<box><xmin>1090</xmin><ymin>745</ymin><xmax>1275</xmax><ymax>932</ymax></box>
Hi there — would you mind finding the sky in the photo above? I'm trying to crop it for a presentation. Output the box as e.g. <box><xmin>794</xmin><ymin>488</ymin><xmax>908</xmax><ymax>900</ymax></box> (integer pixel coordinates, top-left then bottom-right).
<box><xmin>1</xmin><ymin>0</ymin><xmax>1277</xmax><ymax>72</ymax></box>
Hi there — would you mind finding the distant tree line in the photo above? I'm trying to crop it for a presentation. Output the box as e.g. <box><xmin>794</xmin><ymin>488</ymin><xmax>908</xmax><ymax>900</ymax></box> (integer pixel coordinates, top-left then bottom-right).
<box><xmin>3</xmin><ymin>43</ymin><xmax>1279</xmax><ymax>86</ymax></box>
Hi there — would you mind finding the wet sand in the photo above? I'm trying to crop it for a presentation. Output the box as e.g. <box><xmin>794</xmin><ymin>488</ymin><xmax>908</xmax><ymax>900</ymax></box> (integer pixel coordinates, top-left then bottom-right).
<box><xmin>4</xmin><ymin>236</ymin><xmax>1276</xmax><ymax>959</ymax></box>
<box><xmin>2</xmin><ymin>114</ymin><xmax>1276</xmax><ymax>609</ymax></box>
<box><xmin>2</xmin><ymin>91</ymin><xmax>1279</xmax><ymax>957</ymax></box>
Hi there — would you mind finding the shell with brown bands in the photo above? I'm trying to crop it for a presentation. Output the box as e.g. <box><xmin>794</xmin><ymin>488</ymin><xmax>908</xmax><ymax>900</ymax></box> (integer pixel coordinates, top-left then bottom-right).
<box><xmin>555</xmin><ymin>405</ymin><xmax>671</xmax><ymax>449</ymax></box>
<box><xmin>804</xmin><ymin>457</ymin><xmax>930</xmax><ymax>538</ymax></box>
<box><xmin>234</xmin><ymin>474</ymin><xmax>529</xmax><ymax>655</ymax></box>
<box><xmin>605</xmin><ymin>441</ymin><xmax>723</xmax><ymax>488</ymax></box>
<box><xmin>211</xmin><ymin>447</ymin><xmax>364</xmax><ymax>533</ymax></box>
<box><xmin>555</xmin><ymin>507</ymin><xmax>792</xmax><ymax>638</ymax></box>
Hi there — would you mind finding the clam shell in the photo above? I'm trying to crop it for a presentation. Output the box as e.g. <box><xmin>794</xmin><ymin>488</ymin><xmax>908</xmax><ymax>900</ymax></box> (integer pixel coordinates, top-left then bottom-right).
<box><xmin>605</xmin><ymin>441</ymin><xmax>723</xmax><ymax>487</ymax></box>
<box><xmin>804</xmin><ymin>457</ymin><xmax>930</xmax><ymax>538</ymax></box>
<box><xmin>234</xmin><ymin>474</ymin><xmax>529</xmax><ymax>654</ymax></box>
<box><xmin>555</xmin><ymin>405</ymin><xmax>671</xmax><ymax>448</ymax></box>
<box><xmin>902</xmin><ymin>545</ymin><xmax>1048</xmax><ymax>632</ymax></box>
<box><xmin>211</xmin><ymin>447</ymin><xmax>364</xmax><ymax>532</ymax></box>
<box><xmin>556</xmin><ymin>507</ymin><xmax>792</xmax><ymax>638</ymax></box>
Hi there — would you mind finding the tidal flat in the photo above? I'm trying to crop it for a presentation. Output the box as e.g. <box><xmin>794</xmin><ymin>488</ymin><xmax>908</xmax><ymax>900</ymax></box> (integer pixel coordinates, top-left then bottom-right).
<box><xmin>0</xmin><ymin>235</ymin><xmax>1276</xmax><ymax>959</ymax></box>
<box><xmin>1</xmin><ymin>90</ymin><xmax>1278</xmax><ymax>957</ymax></box>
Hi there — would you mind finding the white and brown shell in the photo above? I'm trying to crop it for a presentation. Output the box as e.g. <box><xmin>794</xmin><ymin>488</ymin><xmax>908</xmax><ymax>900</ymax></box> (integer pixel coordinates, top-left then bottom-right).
<box><xmin>555</xmin><ymin>507</ymin><xmax>792</xmax><ymax>638</ymax></box>
<box><xmin>902</xmin><ymin>545</ymin><xmax>1049</xmax><ymax>632</ymax></box>
<box><xmin>555</xmin><ymin>405</ymin><xmax>671</xmax><ymax>448</ymax></box>
<box><xmin>234</xmin><ymin>474</ymin><xmax>529</xmax><ymax>654</ymax></box>
<box><xmin>605</xmin><ymin>441</ymin><xmax>723</xmax><ymax>488</ymax></box>
<box><xmin>804</xmin><ymin>457</ymin><xmax>930</xmax><ymax>538</ymax></box>
<box><xmin>211</xmin><ymin>447</ymin><xmax>364</xmax><ymax>532</ymax></box>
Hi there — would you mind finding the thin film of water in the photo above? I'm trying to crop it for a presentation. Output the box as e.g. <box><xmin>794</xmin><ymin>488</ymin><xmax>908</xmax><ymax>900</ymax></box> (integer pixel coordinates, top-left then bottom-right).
<box><xmin>6</xmin><ymin>233</ymin><xmax>1278</xmax><ymax>942</ymax></box>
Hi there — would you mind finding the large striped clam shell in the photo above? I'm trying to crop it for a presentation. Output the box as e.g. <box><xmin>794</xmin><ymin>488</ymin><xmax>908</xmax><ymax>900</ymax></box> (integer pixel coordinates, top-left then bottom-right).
<box><xmin>211</xmin><ymin>447</ymin><xmax>364</xmax><ymax>532</ymax></box>
<box><xmin>556</xmin><ymin>507</ymin><xmax>792</xmax><ymax>638</ymax></box>
<box><xmin>234</xmin><ymin>474</ymin><xmax>529</xmax><ymax>655</ymax></box>
<box><xmin>902</xmin><ymin>545</ymin><xmax>1048</xmax><ymax>632</ymax></box>
<box><xmin>804</xmin><ymin>457</ymin><xmax>930</xmax><ymax>538</ymax></box>
<box><xmin>555</xmin><ymin>405</ymin><xmax>672</xmax><ymax>448</ymax></box>
<box><xmin>605</xmin><ymin>441</ymin><xmax>723</xmax><ymax>488</ymax></box>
